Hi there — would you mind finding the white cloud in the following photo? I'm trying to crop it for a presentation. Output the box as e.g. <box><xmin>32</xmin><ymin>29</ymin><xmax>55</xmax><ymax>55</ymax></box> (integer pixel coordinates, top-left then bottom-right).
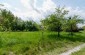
<box><xmin>21</xmin><ymin>0</ymin><xmax>31</xmax><ymax>9</ymax></box>
<box><xmin>13</xmin><ymin>0</ymin><xmax>56</xmax><ymax>22</ymax></box>
<box><xmin>3</xmin><ymin>3</ymin><xmax>11</xmax><ymax>8</ymax></box>
<box><xmin>36</xmin><ymin>0</ymin><xmax>56</xmax><ymax>18</ymax></box>
<box><xmin>0</xmin><ymin>0</ymin><xmax>57</xmax><ymax>22</ymax></box>
<box><xmin>65</xmin><ymin>6</ymin><xmax>85</xmax><ymax>19</ymax></box>
<box><xmin>14</xmin><ymin>8</ymin><xmax>21</xmax><ymax>12</ymax></box>
<box><xmin>0</xmin><ymin>3</ymin><xmax>12</xmax><ymax>9</ymax></box>
<box><xmin>41</xmin><ymin>0</ymin><xmax>56</xmax><ymax>12</ymax></box>
<box><xmin>19</xmin><ymin>0</ymin><xmax>43</xmax><ymax>19</ymax></box>
<box><xmin>2</xmin><ymin>0</ymin><xmax>85</xmax><ymax>24</ymax></box>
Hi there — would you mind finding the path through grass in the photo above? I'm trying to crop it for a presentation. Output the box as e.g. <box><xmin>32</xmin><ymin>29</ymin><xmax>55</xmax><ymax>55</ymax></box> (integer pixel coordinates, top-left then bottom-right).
<box><xmin>72</xmin><ymin>46</ymin><xmax>85</xmax><ymax>55</ymax></box>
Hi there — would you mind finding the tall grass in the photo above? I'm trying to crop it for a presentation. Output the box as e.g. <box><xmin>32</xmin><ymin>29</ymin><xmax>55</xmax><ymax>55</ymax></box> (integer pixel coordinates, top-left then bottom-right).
<box><xmin>0</xmin><ymin>31</ymin><xmax>84</xmax><ymax>55</ymax></box>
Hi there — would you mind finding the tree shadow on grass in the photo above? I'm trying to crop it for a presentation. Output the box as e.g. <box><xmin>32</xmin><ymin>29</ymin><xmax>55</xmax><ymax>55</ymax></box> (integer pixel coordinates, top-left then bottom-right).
<box><xmin>47</xmin><ymin>33</ymin><xmax>85</xmax><ymax>42</ymax></box>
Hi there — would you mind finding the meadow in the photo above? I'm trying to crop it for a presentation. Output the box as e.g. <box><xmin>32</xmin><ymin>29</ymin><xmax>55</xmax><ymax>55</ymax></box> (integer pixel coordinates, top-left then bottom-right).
<box><xmin>0</xmin><ymin>31</ymin><xmax>85</xmax><ymax>55</ymax></box>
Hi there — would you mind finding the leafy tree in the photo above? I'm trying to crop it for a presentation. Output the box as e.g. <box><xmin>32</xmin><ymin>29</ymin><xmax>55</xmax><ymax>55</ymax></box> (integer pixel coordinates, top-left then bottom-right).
<box><xmin>65</xmin><ymin>15</ymin><xmax>84</xmax><ymax>36</ymax></box>
<box><xmin>82</xmin><ymin>26</ymin><xmax>85</xmax><ymax>30</ymax></box>
<box><xmin>11</xmin><ymin>17</ymin><xmax>23</xmax><ymax>31</ymax></box>
<box><xmin>0</xmin><ymin>9</ymin><xmax>16</xmax><ymax>31</ymax></box>
<box><xmin>24</xmin><ymin>21</ymin><xmax>39</xmax><ymax>31</ymax></box>
<box><xmin>0</xmin><ymin>9</ymin><xmax>39</xmax><ymax>31</ymax></box>
<box><xmin>41</xmin><ymin>7</ymin><xmax>68</xmax><ymax>37</ymax></box>
<box><xmin>0</xmin><ymin>5</ymin><xmax>39</xmax><ymax>32</ymax></box>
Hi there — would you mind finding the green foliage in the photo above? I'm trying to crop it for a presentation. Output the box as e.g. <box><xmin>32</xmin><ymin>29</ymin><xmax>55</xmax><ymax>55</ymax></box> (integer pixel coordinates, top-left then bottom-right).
<box><xmin>82</xmin><ymin>26</ymin><xmax>85</xmax><ymax>30</ymax></box>
<box><xmin>41</xmin><ymin>6</ymin><xmax>84</xmax><ymax>37</ymax></box>
<box><xmin>41</xmin><ymin>7</ymin><xmax>69</xmax><ymax>37</ymax></box>
<box><xmin>24</xmin><ymin>21</ymin><xmax>39</xmax><ymax>31</ymax></box>
<box><xmin>0</xmin><ymin>9</ymin><xmax>39</xmax><ymax>31</ymax></box>
<box><xmin>41</xmin><ymin>7</ymin><xmax>68</xmax><ymax>31</ymax></box>
<box><xmin>64</xmin><ymin>15</ymin><xmax>84</xmax><ymax>32</ymax></box>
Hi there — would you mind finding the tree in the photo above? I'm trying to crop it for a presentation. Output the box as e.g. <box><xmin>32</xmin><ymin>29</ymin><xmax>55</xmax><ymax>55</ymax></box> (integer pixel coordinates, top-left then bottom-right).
<box><xmin>24</xmin><ymin>21</ymin><xmax>39</xmax><ymax>31</ymax></box>
<box><xmin>82</xmin><ymin>26</ymin><xmax>85</xmax><ymax>30</ymax></box>
<box><xmin>11</xmin><ymin>17</ymin><xmax>23</xmax><ymax>31</ymax></box>
<box><xmin>65</xmin><ymin>15</ymin><xmax>84</xmax><ymax>36</ymax></box>
<box><xmin>0</xmin><ymin>9</ymin><xmax>16</xmax><ymax>31</ymax></box>
<box><xmin>0</xmin><ymin>9</ymin><xmax>39</xmax><ymax>31</ymax></box>
<box><xmin>41</xmin><ymin>7</ymin><xmax>68</xmax><ymax>37</ymax></box>
<box><xmin>0</xmin><ymin>4</ymin><xmax>4</xmax><ymax>24</ymax></box>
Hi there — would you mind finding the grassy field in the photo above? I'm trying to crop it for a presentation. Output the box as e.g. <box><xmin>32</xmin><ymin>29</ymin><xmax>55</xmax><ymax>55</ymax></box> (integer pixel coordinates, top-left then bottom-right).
<box><xmin>72</xmin><ymin>47</ymin><xmax>85</xmax><ymax>55</ymax></box>
<box><xmin>0</xmin><ymin>31</ymin><xmax>85</xmax><ymax>55</ymax></box>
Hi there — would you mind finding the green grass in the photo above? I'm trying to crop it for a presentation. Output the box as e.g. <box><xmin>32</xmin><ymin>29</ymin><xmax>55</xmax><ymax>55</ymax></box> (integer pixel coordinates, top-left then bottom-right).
<box><xmin>0</xmin><ymin>31</ymin><xmax>85</xmax><ymax>55</ymax></box>
<box><xmin>72</xmin><ymin>47</ymin><xmax>85</xmax><ymax>55</ymax></box>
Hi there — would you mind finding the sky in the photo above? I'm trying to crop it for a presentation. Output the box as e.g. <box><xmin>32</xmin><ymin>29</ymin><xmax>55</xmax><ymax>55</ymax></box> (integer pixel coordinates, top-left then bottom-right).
<box><xmin>0</xmin><ymin>0</ymin><xmax>85</xmax><ymax>26</ymax></box>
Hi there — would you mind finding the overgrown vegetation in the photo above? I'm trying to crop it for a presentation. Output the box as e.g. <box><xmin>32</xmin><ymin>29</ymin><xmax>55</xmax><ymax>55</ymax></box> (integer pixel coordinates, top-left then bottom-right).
<box><xmin>0</xmin><ymin>9</ymin><xmax>39</xmax><ymax>31</ymax></box>
<box><xmin>0</xmin><ymin>31</ymin><xmax>84</xmax><ymax>55</ymax></box>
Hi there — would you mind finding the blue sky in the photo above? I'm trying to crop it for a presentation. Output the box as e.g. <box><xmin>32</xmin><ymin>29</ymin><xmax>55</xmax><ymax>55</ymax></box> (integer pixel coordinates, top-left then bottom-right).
<box><xmin>54</xmin><ymin>0</ymin><xmax>85</xmax><ymax>7</ymax></box>
<box><xmin>0</xmin><ymin>0</ymin><xmax>85</xmax><ymax>24</ymax></box>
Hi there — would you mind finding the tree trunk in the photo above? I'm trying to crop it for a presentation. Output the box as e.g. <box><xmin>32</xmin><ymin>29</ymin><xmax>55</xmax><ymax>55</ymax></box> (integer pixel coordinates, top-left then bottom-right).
<box><xmin>58</xmin><ymin>31</ymin><xmax>60</xmax><ymax>37</ymax></box>
<box><xmin>57</xmin><ymin>26</ymin><xmax>60</xmax><ymax>37</ymax></box>
<box><xmin>70</xmin><ymin>24</ymin><xmax>73</xmax><ymax>36</ymax></box>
